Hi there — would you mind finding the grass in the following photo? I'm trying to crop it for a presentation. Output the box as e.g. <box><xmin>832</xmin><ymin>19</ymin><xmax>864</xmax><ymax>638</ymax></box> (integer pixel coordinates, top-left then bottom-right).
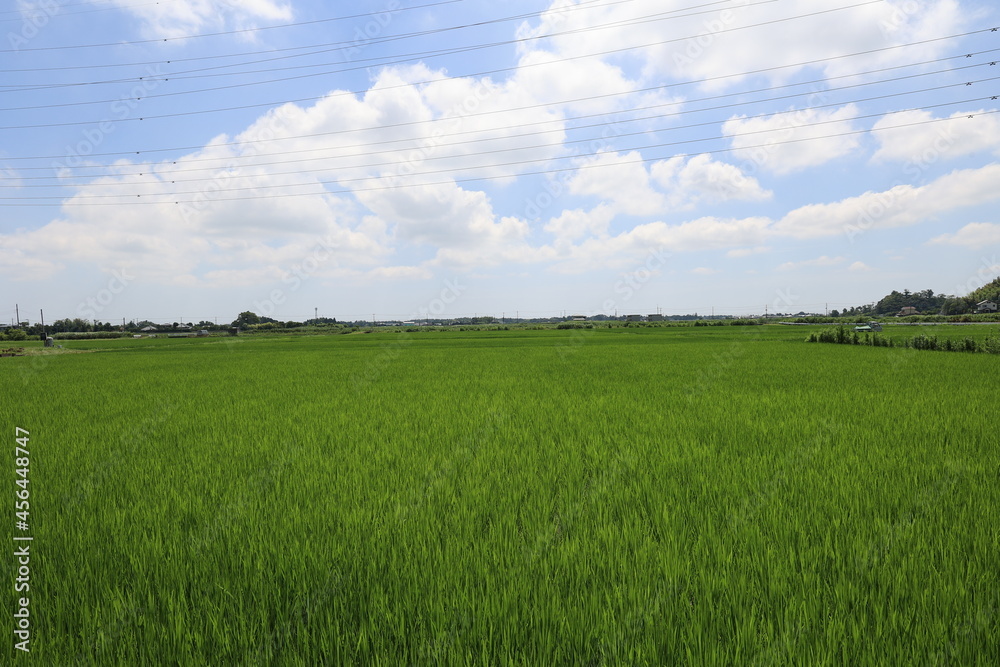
<box><xmin>2</xmin><ymin>325</ymin><xmax>998</xmax><ymax>664</ymax></box>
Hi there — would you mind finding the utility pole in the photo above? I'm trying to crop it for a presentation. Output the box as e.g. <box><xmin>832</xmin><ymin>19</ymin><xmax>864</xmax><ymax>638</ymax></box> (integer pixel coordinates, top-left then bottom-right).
<box><xmin>15</xmin><ymin>304</ymin><xmax>19</xmax><ymax>326</ymax></box>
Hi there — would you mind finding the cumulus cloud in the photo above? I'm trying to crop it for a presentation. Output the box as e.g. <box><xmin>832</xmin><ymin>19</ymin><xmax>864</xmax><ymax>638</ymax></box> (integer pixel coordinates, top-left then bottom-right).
<box><xmin>651</xmin><ymin>154</ymin><xmax>771</xmax><ymax>208</ymax></box>
<box><xmin>773</xmin><ymin>164</ymin><xmax>1000</xmax><ymax>239</ymax></box>
<box><xmin>104</xmin><ymin>0</ymin><xmax>293</xmax><ymax>39</ymax></box>
<box><xmin>724</xmin><ymin>105</ymin><xmax>862</xmax><ymax>175</ymax></box>
<box><xmin>872</xmin><ymin>109</ymin><xmax>1000</xmax><ymax>163</ymax></box>
<box><xmin>568</xmin><ymin>151</ymin><xmax>665</xmax><ymax>216</ymax></box>
<box><xmin>727</xmin><ymin>246</ymin><xmax>771</xmax><ymax>258</ymax></box>
<box><xmin>518</xmin><ymin>0</ymin><xmax>966</xmax><ymax>91</ymax></box>
<box><xmin>777</xmin><ymin>256</ymin><xmax>846</xmax><ymax>271</ymax></box>
<box><xmin>928</xmin><ymin>222</ymin><xmax>1000</xmax><ymax>247</ymax></box>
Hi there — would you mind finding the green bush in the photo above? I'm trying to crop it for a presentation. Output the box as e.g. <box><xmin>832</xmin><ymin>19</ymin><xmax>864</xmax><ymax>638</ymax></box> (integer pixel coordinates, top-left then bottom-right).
<box><xmin>984</xmin><ymin>336</ymin><xmax>1000</xmax><ymax>354</ymax></box>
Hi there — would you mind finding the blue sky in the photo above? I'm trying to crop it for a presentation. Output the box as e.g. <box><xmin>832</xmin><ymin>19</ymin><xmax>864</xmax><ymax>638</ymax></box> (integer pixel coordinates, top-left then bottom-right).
<box><xmin>1</xmin><ymin>0</ymin><xmax>999</xmax><ymax>324</ymax></box>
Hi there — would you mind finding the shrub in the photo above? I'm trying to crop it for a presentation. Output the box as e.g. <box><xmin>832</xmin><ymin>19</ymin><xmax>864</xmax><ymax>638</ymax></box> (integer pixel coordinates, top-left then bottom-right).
<box><xmin>984</xmin><ymin>336</ymin><xmax>1000</xmax><ymax>354</ymax></box>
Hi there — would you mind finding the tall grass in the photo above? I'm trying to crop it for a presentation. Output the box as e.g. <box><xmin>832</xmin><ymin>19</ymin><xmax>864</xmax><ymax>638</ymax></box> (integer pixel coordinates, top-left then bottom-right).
<box><xmin>1</xmin><ymin>327</ymin><xmax>997</xmax><ymax>663</ymax></box>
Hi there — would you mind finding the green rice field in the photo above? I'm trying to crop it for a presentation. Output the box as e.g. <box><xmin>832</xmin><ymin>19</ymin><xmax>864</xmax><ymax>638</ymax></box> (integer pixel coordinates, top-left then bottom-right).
<box><xmin>2</xmin><ymin>324</ymin><xmax>998</xmax><ymax>664</ymax></box>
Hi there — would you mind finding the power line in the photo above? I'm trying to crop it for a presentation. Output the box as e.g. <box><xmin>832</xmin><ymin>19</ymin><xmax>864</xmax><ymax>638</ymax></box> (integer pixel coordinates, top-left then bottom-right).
<box><xmin>3</xmin><ymin>110</ymin><xmax>996</xmax><ymax>206</ymax></box>
<box><xmin>0</xmin><ymin>0</ymin><xmax>470</xmax><ymax>49</ymax></box>
<box><xmin>3</xmin><ymin>34</ymin><xmax>994</xmax><ymax>167</ymax></box>
<box><xmin>0</xmin><ymin>1</ymin><xmax>894</xmax><ymax>127</ymax></box>
<box><xmin>0</xmin><ymin>0</ymin><xmax>756</xmax><ymax>83</ymax></box>
<box><xmin>6</xmin><ymin>88</ymin><xmax>994</xmax><ymax>189</ymax></box>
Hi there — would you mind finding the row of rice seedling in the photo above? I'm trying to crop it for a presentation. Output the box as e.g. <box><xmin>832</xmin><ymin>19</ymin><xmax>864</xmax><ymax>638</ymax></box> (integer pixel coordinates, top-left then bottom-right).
<box><xmin>2</xmin><ymin>327</ymin><xmax>997</xmax><ymax>663</ymax></box>
<box><xmin>807</xmin><ymin>324</ymin><xmax>1000</xmax><ymax>353</ymax></box>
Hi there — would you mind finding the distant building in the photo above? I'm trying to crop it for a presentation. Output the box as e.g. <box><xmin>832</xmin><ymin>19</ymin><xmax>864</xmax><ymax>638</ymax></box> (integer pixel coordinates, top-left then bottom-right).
<box><xmin>571</xmin><ymin>315</ymin><xmax>587</xmax><ymax>322</ymax></box>
<box><xmin>647</xmin><ymin>314</ymin><xmax>664</xmax><ymax>322</ymax></box>
<box><xmin>976</xmin><ymin>300</ymin><xmax>998</xmax><ymax>313</ymax></box>
<box><xmin>898</xmin><ymin>306</ymin><xmax>918</xmax><ymax>317</ymax></box>
<box><xmin>140</xmin><ymin>326</ymin><xmax>157</xmax><ymax>332</ymax></box>
<box><xmin>625</xmin><ymin>314</ymin><xmax>643</xmax><ymax>322</ymax></box>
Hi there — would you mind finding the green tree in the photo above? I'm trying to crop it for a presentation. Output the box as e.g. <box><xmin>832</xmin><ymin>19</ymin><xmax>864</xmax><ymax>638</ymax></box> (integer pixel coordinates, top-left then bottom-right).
<box><xmin>233</xmin><ymin>311</ymin><xmax>260</xmax><ymax>328</ymax></box>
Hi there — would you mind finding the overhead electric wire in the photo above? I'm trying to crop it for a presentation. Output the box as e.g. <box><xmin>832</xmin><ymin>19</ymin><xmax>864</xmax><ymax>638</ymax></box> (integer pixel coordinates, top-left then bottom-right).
<box><xmin>0</xmin><ymin>0</ymin><xmax>782</xmax><ymax>91</ymax></box>
<box><xmin>0</xmin><ymin>0</ymin><xmax>672</xmax><ymax>52</ymax></box>
<box><xmin>0</xmin><ymin>0</ymin><xmax>892</xmax><ymax>125</ymax></box>
<box><xmin>6</xmin><ymin>54</ymin><xmax>996</xmax><ymax>181</ymax></box>
<box><xmin>0</xmin><ymin>0</ymin><xmax>662</xmax><ymax>73</ymax></box>
<box><xmin>6</xmin><ymin>93</ymin><xmax>993</xmax><ymax>191</ymax></box>
<box><xmin>0</xmin><ymin>0</ymin><xmax>471</xmax><ymax>48</ymax></box>
<box><xmin>2</xmin><ymin>28</ymin><xmax>992</xmax><ymax>164</ymax></box>
<box><xmin>2</xmin><ymin>110</ymin><xmax>996</xmax><ymax>205</ymax></box>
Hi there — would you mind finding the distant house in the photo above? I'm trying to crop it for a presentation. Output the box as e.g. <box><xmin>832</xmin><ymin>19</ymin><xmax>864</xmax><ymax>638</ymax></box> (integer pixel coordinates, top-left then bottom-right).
<box><xmin>140</xmin><ymin>325</ymin><xmax>157</xmax><ymax>332</ymax></box>
<box><xmin>647</xmin><ymin>314</ymin><xmax>664</xmax><ymax>322</ymax></box>
<box><xmin>625</xmin><ymin>314</ymin><xmax>643</xmax><ymax>322</ymax></box>
<box><xmin>898</xmin><ymin>306</ymin><xmax>918</xmax><ymax>317</ymax></box>
<box><xmin>571</xmin><ymin>315</ymin><xmax>587</xmax><ymax>322</ymax></box>
<box><xmin>976</xmin><ymin>300</ymin><xmax>998</xmax><ymax>313</ymax></box>
<box><xmin>176</xmin><ymin>324</ymin><xmax>192</xmax><ymax>330</ymax></box>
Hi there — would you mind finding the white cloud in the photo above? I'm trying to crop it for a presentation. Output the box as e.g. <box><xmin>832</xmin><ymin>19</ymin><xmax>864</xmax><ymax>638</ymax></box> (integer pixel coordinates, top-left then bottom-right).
<box><xmin>777</xmin><ymin>256</ymin><xmax>846</xmax><ymax>271</ymax></box>
<box><xmin>568</xmin><ymin>151</ymin><xmax>665</xmax><ymax>216</ymax></box>
<box><xmin>104</xmin><ymin>0</ymin><xmax>293</xmax><ymax>39</ymax></box>
<box><xmin>519</xmin><ymin>1</ymin><xmax>967</xmax><ymax>91</ymax></box>
<box><xmin>727</xmin><ymin>246</ymin><xmax>771</xmax><ymax>258</ymax></box>
<box><xmin>367</xmin><ymin>266</ymin><xmax>433</xmax><ymax>281</ymax></box>
<box><xmin>691</xmin><ymin>267</ymin><xmax>720</xmax><ymax>276</ymax></box>
<box><xmin>651</xmin><ymin>154</ymin><xmax>771</xmax><ymax>208</ymax></box>
<box><xmin>724</xmin><ymin>105</ymin><xmax>862</xmax><ymax>175</ymax></box>
<box><xmin>928</xmin><ymin>223</ymin><xmax>1000</xmax><ymax>247</ymax></box>
<box><xmin>773</xmin><ymin>164</ymin><xmax>1000</xmax><ymax>239</ymax></box>
<box><xmin>544</xmin><ymin>205</ymin><xmax>615</xmax><ymax>243</ymax></box>
<box><xmin>551</xmin><ymin>215</ymin><xmax>770</xmax><ymax>272</ymax></box>
<box><xmin>872</xmin><ymin>109</ymin><xmax>1000</xmax><ymax>163</ymax></box>
<box><xmin>848</xmin><ymin>261</ymin><xmax>873</xmax><ymax>272</ymax></box>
